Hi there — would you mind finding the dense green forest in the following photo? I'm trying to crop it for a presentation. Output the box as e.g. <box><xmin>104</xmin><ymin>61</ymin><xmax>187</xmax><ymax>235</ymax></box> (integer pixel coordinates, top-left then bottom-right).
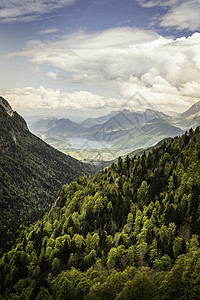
<box><xmin>0</xmin><ymin>127</ymin><xmax>200</xmax><ymax>299</ymax></box>
<box><xmin>0</xmin><ymin>97</ymin><xmax>95</xmax><ymax>252</ymax></box>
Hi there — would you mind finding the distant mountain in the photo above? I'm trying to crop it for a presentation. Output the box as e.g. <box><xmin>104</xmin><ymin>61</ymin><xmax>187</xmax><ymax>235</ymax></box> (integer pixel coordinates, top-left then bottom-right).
<box><xmin>31</xmin><ymin>117</ymin><xmax>86</xmax><ymax>136</ymax></box>
<box><xmin>181</xmin><ymin>101</ymin><xmax>200</xmax><ymax>118</ymax></box>
<box><xmin>0</xmin><ymin>97</ymin><xmax>95</xmax><ymax>228</ymax></box>
<box><xmin>87</xmin><ymin>109</ymin><xmax>172</xmax><ymax>142</ymax></box>
<box><xmin>81</xmin><ymin>111</ymin><xmax>119</xmax><ymax>128</ymax></box>
<box><xmin>173</xmin><ymin>101</ymin><xmax>200</xmax><ymax>130</ymax></box>
<box><xmin>46</xmin><ymin>118</ymin><xmax>85</xmax><ymax>135</ymax></box>
<box><xmin>113</xmin><ymin>118</ymin><xmax>183</xmax><ymax>150</ymax></box>
<box><xmin>30</xmin><ymin>117</ymin><xmax>58</xmax><ymax>133</ymax></box>
<box><xmin>113</xmin><ymin>108</ymin><xmax>171</xmax><ymax>129</ymax></box>
<box><xmin>28</xmin><ymin>102</ymin><xmax>200</xmax><ymax>164</ymax></box>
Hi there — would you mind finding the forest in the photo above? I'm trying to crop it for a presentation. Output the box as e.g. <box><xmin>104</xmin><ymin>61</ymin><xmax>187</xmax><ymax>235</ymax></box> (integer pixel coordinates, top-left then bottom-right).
<box><xmin>0</xmin><ymin>127</ymin><xmax>200</xmax><ymax>299</ymax></box>
<box><xmin>0</xmin><ymin>98</ymin><xmax>95</xmax><ymax>254</ymax></box>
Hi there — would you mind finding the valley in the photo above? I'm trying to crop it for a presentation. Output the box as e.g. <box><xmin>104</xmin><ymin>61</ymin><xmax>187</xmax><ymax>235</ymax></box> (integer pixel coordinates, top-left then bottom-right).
<box><xmin>28</xmin><ymin>102</ymin><xmax>200</xmax><ymax>164</ymax></box>
<box><xmin>1</xmin><ymin>97</ymin><xmax>200</xmax><ymax>299</ymax></box>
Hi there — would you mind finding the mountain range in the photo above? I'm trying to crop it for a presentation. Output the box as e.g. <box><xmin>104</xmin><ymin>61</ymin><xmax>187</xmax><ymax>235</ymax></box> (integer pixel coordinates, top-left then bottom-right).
<box><xmin>29</xmin><ymin>101</ymin><xmax>200</xmax><ymax>159</ymax></box>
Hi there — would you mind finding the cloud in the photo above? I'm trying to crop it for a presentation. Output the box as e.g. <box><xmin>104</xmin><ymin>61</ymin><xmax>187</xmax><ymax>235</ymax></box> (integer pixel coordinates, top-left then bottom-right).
<box><xmin>10</xmin><ymin>28</ymin><xmax>200</xmax><ymax>86</ymax></box>
<box><xmin>8</xmin><ymin>27</ymin><xmax>160</xmax><ymax>84</ymax></box>
<box><xmin>7</xmin><ymin>27</ymin><xmax>200</xmax><ymax>112</ymax></box>
<box><xmin>136</xmin><ymin>0</ymin><xmax>179</xmax><ymax>8</ymax></box>
<box><xmin>0</xmin><ymin>0</ymin><xmax>75</xmax><ymax>23</ymax></box>
<box><xmin>38</xmin><ymin>28</ymin><xmax>58</xmax><ymax>35</ymax></box>
<box><xmin>137</xmin><ymin>0</ymin><xmax>200</xmax><ymax>31</ymax></box>
<box><xmin>159</xmin><ymin>1</ymin><xmax>200</xmax><ymax>31</ymax></box>
<box><xmin>95</xmin><ymin>0</ymin><xmax>114</xmax><ymax>4</ymax></box>
<box><xmin>118</xmin><ymin>73</ymin><xmax>198</xmax><ymax>113</ymax></box>
<box><xmin>0</xmin><ymin>86</ymin><xmax>126</xmax><ymax>112</ymax></box>
<box><xmin>1</xmin><ymin>82</ymin><xmax>197</xmax><ymax>114</ymax></box>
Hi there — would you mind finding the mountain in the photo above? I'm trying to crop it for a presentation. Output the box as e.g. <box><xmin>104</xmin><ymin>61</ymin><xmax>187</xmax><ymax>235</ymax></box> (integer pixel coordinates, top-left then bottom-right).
<box><xmin>120</xmin><ymin>137</ymin><xmax>172</xmax><ymax>161</ymax></box>
<box><xmin>28</xmin><ymin>102</ymin><xmax>200</xmax><ymax>165</ymax></box>
<box><xmin>180</xmin><ymin>100</ymin><xmax>200</xmax><ymax>118</ymax></box>
<box><xmin>100</xmin><ymin>137</ymin><xmax>173</xmax><ymax>170</ymax></box>
<box><xmin>30</xmin><ymin>117</ymin><xmax>86</xmax><ymax>136</ymax></box>
<box><xmin>46</xmin><ymin>118</ymin><xmax>85</xmax><ymax>135</ymax></box>
<box><xmin>0</xmin><ymin>97</ymin><xmax>95</xmax><ymax>228</ymax></box>
<box><xmin>29</xmin><ymin>117</ymin><xmax>58</xmax><ymax>133</ymax></box>
<box><xmin>31</xmin><ymin>108</ymin><xmax>172</xmax><ymax>142</ymax></box>
<box><xmin>112</xmin><ymin>118</ymin><xmax>184</xmax><ymax>151</ymax></box>
<box><xmin>0</xmin><ymin>127</ymin><xmax>200</xmax><ymax>299</ymax></box>
<box><xmin>87</xmin><ymin>109</ymin><xmax>172</xmax><ymax>142</ymax></box>
<box><xmin>81</xmin><ymin>111</ymin><xmax>119</xmax><ymax>128</ymax></box>
<box><xmin>174</xmin><ymin>100</ymin><xmax>200</xmax><ymax>130</ymax></box>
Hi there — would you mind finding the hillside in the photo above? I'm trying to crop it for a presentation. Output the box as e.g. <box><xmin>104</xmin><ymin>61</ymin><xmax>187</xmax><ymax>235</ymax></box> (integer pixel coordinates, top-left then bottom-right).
<box><xmin>0</xmin><ymin>97</ymin><xmax>95</xmax><ymax>229</ymax></box>
<box><xmin>175</xmin><ymin>100</ymin><xmax>200</xmax><ymax>130</ymax></box>
<box><xmin>1</xmin><ymin>127</ymin><xmax>200</xmax><ymax>299</ymax></box>
<box><xmin>180</xmin><ymin>100</ymin><xmax>200</xmax><ymax>118</ymax></box>
<box><xmin>113</xmin><ymin>118</ymin><xmax>183</xmax><ymax>151</ymax></box>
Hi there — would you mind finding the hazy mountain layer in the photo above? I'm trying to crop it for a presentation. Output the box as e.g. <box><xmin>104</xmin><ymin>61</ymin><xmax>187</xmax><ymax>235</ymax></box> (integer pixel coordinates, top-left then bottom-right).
<box><xmin>112</xmin><ymin>118</ymin><xmax>184</xmax><ymax>150</ymax></box>
<box><xmin>29</xmin><ymin>103</ymin><xmax>200</xmax><ymax>163</ymax></box>
<box><xmin>80</xmin><ymin>110</ymin><xmax>118</xmax><ymax>128</ymax></box>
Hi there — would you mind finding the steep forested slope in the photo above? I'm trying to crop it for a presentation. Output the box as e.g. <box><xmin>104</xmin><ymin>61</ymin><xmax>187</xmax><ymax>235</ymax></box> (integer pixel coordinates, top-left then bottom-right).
<box><xmin>0</xmin><ymin>97</ymin><xmax>95</xmax><ymax>228</ymax></box>
<box><xmin>0</xmin><ymin>127</ymin><xmax>200</xmax><ymax>299</ymax></box>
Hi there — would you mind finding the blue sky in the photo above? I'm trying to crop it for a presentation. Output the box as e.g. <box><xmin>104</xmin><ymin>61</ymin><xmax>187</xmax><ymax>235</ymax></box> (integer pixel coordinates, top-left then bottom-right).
<box><xmin>1</xmin><ymin>0</ymin><xmax>200</xmax><ymax>117</ymax></box>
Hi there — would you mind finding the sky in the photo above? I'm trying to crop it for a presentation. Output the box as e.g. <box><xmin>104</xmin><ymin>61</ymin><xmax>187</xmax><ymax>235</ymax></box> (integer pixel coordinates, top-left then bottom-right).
<box><xmin>0</xmin><ymin>0</ymin><xmax>200</xmax><ymax>118</ymax></box>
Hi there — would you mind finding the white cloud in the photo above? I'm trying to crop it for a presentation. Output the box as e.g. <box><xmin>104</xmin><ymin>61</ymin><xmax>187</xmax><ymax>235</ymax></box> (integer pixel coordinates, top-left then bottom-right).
<box><xmin>38</xmin><ymin>28</ymin><xmax>58</xmax><ymax>35</ymax></box>
<box><xmin>6</xmin><ymin>27</ymin><xmax>200</xmax><ymax>112</ymax></box>
<box><xmin>118</xmin><ymin>74</ymin><xmax>196</xmax><ymax>113</ymax></box>
<box><xmin>0</xmin><ymin>86</ymin><xmax>126</xmax><ymax>112</ymax></box>
<box><xmin>160</xmin><ymin>1</ymin><xmax>200</xmax><ymax>31</ymax></box>
<box><xmin>136</xmin><ymin>0</ymin><xmax>179</xmax><ymax>8</ymax></box>
<box><xmin>95</xmin><ymin>0</ymin><xmax>114</xmax><ymax>4</ymax></box>
<box><xmin>47</xmin><ymin>71</ymin><xmax>59</xmax><ymax>80</ymax></box>
<box><xmin>138</xmin><ymin>0</ymin><xmax>200</xmax><ymax>31</ymax></box>
<box><xmin>8</xmin><ymin>28</ymin><xmax>160</xmax><ymax>83</ymax></box>
<box><xmin>0</xmin><ymin>0</ymin><xmax>75</xmax><ymax>23</ymax></box>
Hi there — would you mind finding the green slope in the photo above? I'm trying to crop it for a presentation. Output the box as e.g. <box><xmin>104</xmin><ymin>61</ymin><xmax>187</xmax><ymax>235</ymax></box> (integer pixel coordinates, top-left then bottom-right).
<box><xmin>113</xmin><ymin>118</ymin><xmax>183</xmax><ymax>151</ymax></box>
<box><xmin>1</xmin><ymin>127</ymin><xmax>200</xmax><ymax>299</ymax></box>
<box><xmin>0</xmin><ymin>97</ymin><xmax>95</xmax><ymax>228</ymax></box>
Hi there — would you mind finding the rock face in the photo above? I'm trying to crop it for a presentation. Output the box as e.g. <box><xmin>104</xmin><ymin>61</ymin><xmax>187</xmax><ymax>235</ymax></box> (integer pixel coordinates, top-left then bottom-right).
<box><xmin>0</xmin><ymin>97</ymin><xmax>29</xmax><ymax>151</ymax></box>
<box><xmin>0</xmin><ymin>96</ymin><xmax>14</xmax><ymax>116</ymax></box>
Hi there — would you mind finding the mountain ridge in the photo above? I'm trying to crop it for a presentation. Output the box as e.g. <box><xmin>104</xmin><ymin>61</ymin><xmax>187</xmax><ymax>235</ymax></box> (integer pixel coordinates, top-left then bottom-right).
<box><xmin>180</xmin><ymin>100</ymin><xmax>200</xmax><ymax>118</ymax></box>
<box><xmin>0</xmin><ymin>97</ymin><xmax>95</xmax><ymax>229</ymax></box>
<box><xmin>28</xmin><ymin>101</ymin><xmax>200</xmax><ymax>163</ymax></box>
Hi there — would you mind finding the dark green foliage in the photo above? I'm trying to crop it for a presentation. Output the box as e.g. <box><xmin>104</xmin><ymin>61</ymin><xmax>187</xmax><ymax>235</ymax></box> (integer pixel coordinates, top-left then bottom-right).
<box><xmin>0</xmin><ymin>98</ymin><xmax>95</xmax><ymax>252</ymax></box>
<box><xmin>1</xmin><ymin>126</ymin><xmax>200</xmax><ymax>299</ymax></box>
